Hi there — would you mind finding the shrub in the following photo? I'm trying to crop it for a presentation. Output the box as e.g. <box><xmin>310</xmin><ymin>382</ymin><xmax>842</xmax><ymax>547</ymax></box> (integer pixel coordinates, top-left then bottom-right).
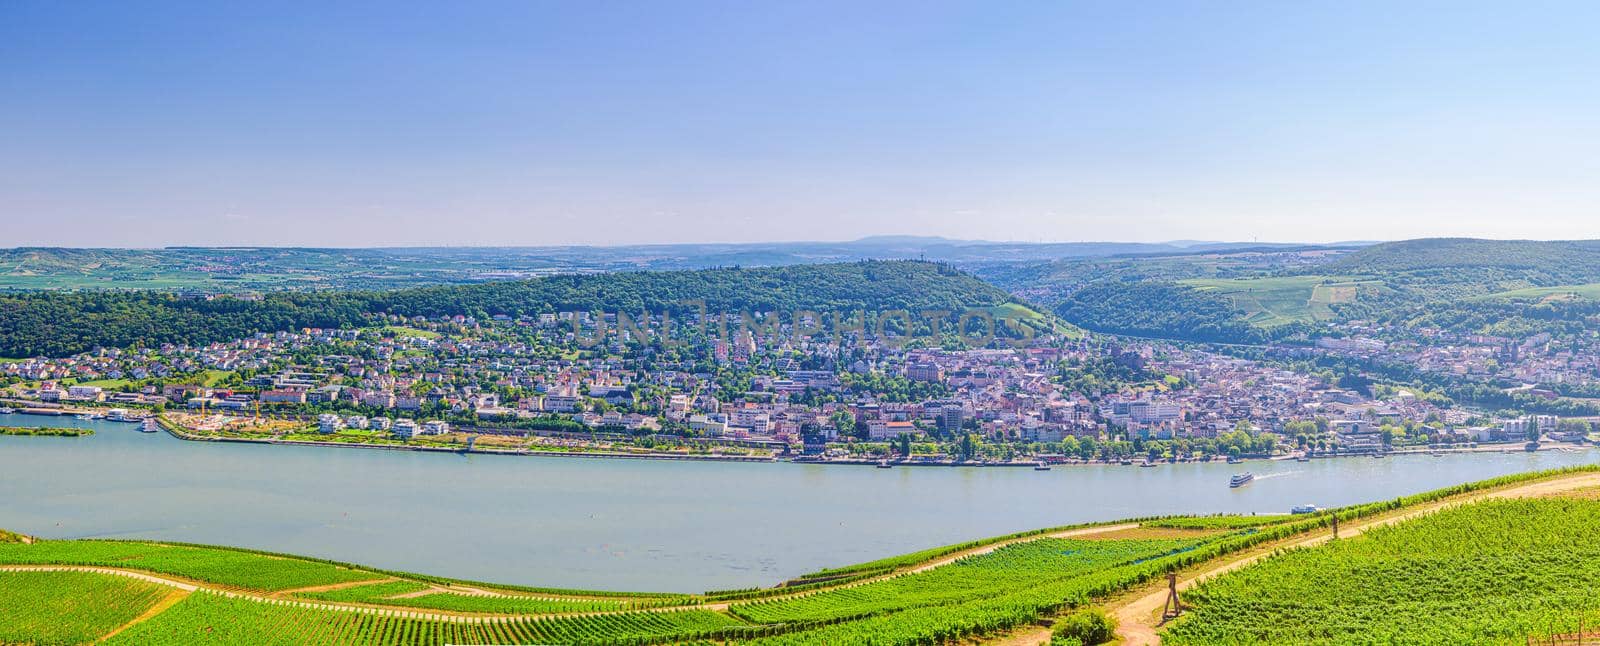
<box><xmin>1052</xmin><ymin>608</ymin><xmax>1116</xmax><ymax>645</ymax></box>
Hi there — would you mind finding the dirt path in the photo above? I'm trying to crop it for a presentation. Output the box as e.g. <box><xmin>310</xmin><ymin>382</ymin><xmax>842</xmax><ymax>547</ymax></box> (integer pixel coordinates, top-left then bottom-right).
<box><xmin>96</xmin><ymin>588</ymin><xmax>192</xmax><ymax>643</ymax></box>
<box><xmin>273</xmin><ymin>577</ymin><xmax>399</xmax><ymax>597</ymax></box>
<box><xmin>904</xmin><ymin>524</ymin><xmax>1141</xmax><ymax>576</ymax></box>
<box><xmin>1100</xmin><ymin>471</ymin><xmax>1600</xmax><ymax>646</ymax></box>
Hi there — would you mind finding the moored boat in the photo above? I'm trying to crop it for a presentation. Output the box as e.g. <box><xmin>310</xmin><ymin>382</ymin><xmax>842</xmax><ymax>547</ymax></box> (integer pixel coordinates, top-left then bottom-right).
<box><xmin>139</xmin><ymin>417</ymin><xmax>159</xmax><ymax>433</ymax></box>
<box><xmin>1033</xmin><ymin>461</ymin><xmax>1051</xmax><ymax>471</ymax></box>
<box><xmin>875</xmin><ymin>459</ymin><xmax>892</xmax><ymax>469</ymax></box>
<box><xmin>1291</xmin><ymin>504</ymin><xmax>1320</xmax><ymax>514</ymax></box>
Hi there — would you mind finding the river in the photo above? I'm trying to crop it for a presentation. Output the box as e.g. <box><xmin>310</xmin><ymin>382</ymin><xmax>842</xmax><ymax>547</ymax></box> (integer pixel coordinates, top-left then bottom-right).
<box><xmin>0</xmin><ymin>412</ymin><xmax>1594</xmax><ymax>593</ymax></box>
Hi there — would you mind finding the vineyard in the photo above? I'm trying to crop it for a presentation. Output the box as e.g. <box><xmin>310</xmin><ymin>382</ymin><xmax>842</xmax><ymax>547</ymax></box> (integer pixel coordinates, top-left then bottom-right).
<box><xmin>0</xmin><ymin>540</ymin><xmax>380</xmax><ymax>591</ymax></box>
<box><xmin>732</xmin><ymin>537</ymin><xmax>1202</xmax><ymax>624</ymax></box>
<box><xmin>1143</xmin><ymin>514</ymin><xmax>1296</xmax><ymax>530</ymax></box>
<box><xmin>1165</xmin><ymin>498</ymin><xmax>1600</xmax><ymax>644</ymax></box>
<box><xmin>298</xmin><ymin>580</ymin><xmax>636</xmax><ymax>613</ymax></box>
<box><xmin>4</xmin><ymin>467</ymin><xmax>1598</xmax><ymax>645</ymax></box>
<box><xmin>105</xmin><ymin>592</ymin><xmax>749</xmax><ymax>645</ymax></box>
<box><xmin>0</xmin><ymin>570</ymin><xmax>171</xmax><ymax>644</ymax></box>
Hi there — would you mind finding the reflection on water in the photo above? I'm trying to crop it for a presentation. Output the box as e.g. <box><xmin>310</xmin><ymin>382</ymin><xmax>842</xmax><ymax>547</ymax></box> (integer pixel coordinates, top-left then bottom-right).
<box><xmin>0</xmin><ymin>412</ymin><xmax>1594</xmax><ymax>592</ymax></box>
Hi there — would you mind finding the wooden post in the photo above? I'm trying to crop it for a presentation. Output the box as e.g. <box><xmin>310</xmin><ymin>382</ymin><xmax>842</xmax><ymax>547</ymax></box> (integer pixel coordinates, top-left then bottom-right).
<box><xmin>1161</xmin><ymin>572</ymin><xmax>1181</xmax><ymax>621</ymax></box>
<box><xmin>1332</xmin><ymin>515</ymin><xmax>1339</xmax><ymax>539</ymax></box>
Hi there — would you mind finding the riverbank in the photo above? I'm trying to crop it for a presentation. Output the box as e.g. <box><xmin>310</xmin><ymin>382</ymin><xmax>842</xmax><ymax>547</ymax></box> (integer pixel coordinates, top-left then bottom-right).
<box><xmin>7</xmin><ymin>410</ymin><xmax>1598</xmax><ymax>592</ymax></box>
<box><xmin>0</xmin><ymin>425</ymin><xmax>92</xmax><ymax>437</ymax></box>
<box><xmin>151</xmin><ymin>416</ymin><xmax>775</xmax><ymax>463</ymax></box>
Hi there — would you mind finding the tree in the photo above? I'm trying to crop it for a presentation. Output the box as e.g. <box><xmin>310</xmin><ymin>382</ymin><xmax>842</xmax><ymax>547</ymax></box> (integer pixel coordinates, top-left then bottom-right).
<box><xmin>959</xmin><ymin>433</ymin><xmax>978</xmax><ymax>460</ymax></box>
<box><xmin>894</xmin><ymin>432</ymin><xmax>913</xmax><ymax>457</ymax></box>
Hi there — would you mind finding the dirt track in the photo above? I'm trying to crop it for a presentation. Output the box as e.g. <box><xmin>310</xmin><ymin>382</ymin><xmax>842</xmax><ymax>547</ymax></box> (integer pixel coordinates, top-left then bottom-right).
<box><xmin>983</xmin><ymin>471</ymin><xmax>1600</xmax><ymax>646</ymax></box>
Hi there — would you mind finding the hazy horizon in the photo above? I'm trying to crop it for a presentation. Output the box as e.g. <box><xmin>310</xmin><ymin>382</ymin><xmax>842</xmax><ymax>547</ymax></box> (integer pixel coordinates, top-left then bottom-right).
<box><xmin>7</xmin><ymin>1</ymin><xmax>1600</xmax><ymax>247</ymax></box>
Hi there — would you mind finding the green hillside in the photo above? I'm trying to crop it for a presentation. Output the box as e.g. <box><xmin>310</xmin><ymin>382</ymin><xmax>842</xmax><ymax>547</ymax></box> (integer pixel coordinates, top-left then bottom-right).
<box><xmin>0</xmin><ymin>261</ymin><xmax>1027</xmax><ymax>358</ymax></box>
<box><xmin>1320</xmin><ymin>238</ymin><xmax>1600</xmax><ymax>278</ymax></box>
<box><xmin>1476</xmin><ymin>282</ymin><xmax>1600</xmax><ymax>302</ymax></box>
<box><xmin>1179</xmin><ymin>276</ymin><xmax>1378</xmax><ymax>328</ymax></box>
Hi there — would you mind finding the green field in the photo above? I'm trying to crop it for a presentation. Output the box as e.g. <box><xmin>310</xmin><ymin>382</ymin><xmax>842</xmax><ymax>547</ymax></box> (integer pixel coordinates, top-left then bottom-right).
<box><xmin>0</xmin><ymin>570</ymin><xmax>172</xmax><ymax>644</ymax></box>
<box><xmin>377</xmin><ymin>325</ymin><xmax>442</xmax><ymax>339</ymax></box>
<box><xmin>1180</xmin><ymin>276</ymin><xmax>1376</xmax><ymax>328</ymax></box>
<box><xmin>1477</xmin><ymin>282</ymin><xmax>1600</xmax><ymax>302</ymax></box>
<box><xmin>1166</xmin><ymin>498</ymin><xmax>1600</xmax><ymax>644</ymax></box>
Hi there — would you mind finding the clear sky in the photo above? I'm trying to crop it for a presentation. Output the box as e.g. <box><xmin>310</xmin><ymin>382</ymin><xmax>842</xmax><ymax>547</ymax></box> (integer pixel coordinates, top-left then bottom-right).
<box><xmin>5</xmin><ymin>1</ymin><xmax>1600</xmax><ymax>247</ymax></box>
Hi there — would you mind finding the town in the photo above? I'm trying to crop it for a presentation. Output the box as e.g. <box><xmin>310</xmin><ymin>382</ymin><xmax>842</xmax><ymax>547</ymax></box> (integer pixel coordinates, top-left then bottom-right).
<box><xmin>3</xmin><ymin>306</ymin><xmax>1590</xmax><ymax>466</ymax></box>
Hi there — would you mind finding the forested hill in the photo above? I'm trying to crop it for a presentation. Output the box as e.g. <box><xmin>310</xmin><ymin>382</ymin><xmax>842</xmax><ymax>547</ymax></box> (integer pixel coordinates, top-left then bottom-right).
<box><xmin>0</xmin><ymin>261</ymin><xmax>1019</xmax><ymax>358</ymax></box>
<box><xmin>367</xmin><ymin>261</ymin><xmax>1013</xmax><ymax>318</ymax></box>
<box><xmin>1317</xmin><ymin>238</ymin><xmax>1600</xmax><ymax>283</ymax></box>
<box><xmin>1000</xmin><ymin>238</ymin><xmax>1600</xmax><ymax>345</ymax></box>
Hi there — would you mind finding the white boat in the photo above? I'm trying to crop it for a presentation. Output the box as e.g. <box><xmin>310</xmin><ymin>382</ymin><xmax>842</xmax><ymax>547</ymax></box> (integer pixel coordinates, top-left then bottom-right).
<box><xmin>1229</xmin><ymin>472</ymin><xmax>1255</xmax><ymax>488</ymax></box>
<box><xmin>139</xmin><ymin>418</ymin><xmax>159</xmax><ymax>433</ymax></box>
<box><xmin>875</xmin><ymin>460</ymin><xmax>892</xmax><ymax>469</ymax></box>
<box><xmin>75</xmin><ymin>413</ymin><xmax>97</xmax><ymax>421</ymax></box>
<box><xmin>1033</xmin><ymin>461</ymin><xmax>1051</xmax><ymax>471</ymax></box>
<box><xmin>0</xmin><ymin>407</ymin><xmax>15</xmax><ymax>414</ymax></box>
<box><xmin>1291</xmin><ymin>504</ymin><xmax>1320</xmax><ymax>514</ymax></box>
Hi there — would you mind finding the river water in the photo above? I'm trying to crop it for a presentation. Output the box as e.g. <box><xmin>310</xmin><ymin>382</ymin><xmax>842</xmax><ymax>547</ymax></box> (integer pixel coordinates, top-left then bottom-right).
<box><xmin>0</xmin><ymin>412</ymin><xmax>1593</xmax><ymax>592</ymax></box>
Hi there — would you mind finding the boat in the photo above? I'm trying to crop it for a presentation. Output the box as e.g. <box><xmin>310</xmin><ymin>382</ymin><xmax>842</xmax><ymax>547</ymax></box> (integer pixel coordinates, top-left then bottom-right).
<box><xmin>1291</xmin><ymin>504</ymin><xmax>1320</xmax><ymax>514</ymax></box>
<box><xmin>75</xmin><ymin>413</ymin><xmax>97</xmax><ymax>421</ymax></box>
<box><xmin>1033</xmin><ymin>461</ymin><xmax>1051</xmax><ymax>471</ymax></box>
<box><xmin>1139</xmin><ymin>461</ymin><xmax>1159</xmax><ymax>468</ymax></box>
<box><xmin>138</xmin><ymin>417</ymin><xmax>159</xmax><ymax>433</ymax></box>
<box><xmin>0</xmin><ymin>407</ymin><xmax>15</xmax><ymax>414</ymax></box>
<box><xmin>1226</xmin><ymin>456</ymin><xmax>1243</xmax><ymax>464</ymax></box>
<box><xmin>875</xmin><ymin>460</ymin><xmax>892</xmax><ymax>469</ymax></box>
<box><xmin>1229</xmin><ymin>472</ymin><xmax>1255</xmax><ymax>488</ymax></box>
<box><xmin>1372</xmin><ymin>452</ymin><xmax>1385</xmax><ymax>459</ymax></box>
<box><xmin>1295</xmin><ymin>454</ymin><xmax>1311</xmax><ymax>462</ymax></box>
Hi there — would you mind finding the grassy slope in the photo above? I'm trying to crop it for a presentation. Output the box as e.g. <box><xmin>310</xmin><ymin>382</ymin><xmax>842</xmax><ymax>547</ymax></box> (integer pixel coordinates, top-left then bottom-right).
<box><xmin>1180</xmin><ymin>276</ymin><xmax>1374</xmax><ymax>328</ymax></box>
<box><xmin>1476</xmin><ymin>282</ymin><xmax>1600</xmax><ymax>302</ymax></box>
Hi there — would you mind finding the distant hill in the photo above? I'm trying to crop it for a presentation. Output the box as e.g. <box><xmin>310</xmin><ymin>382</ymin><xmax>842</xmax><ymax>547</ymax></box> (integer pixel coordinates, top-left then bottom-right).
<box><xmin>1320</xmin><ymin>238</ymin><xmax>1600</xmax><ymax>281</ymax></box>
<box><xmin>0</xmin><ymin>239</ymin><xmax>1361</xmax><ymax>292</ymax></box>
<box><xmin>0</xmin><ymin>261</ymin><xmax>1031</xmax><ymax>358</ymax></box>
<box><xmin>1002</xmin><ymin>238</ymin><xmax>1600</xmax><ymax>344</ymax></box>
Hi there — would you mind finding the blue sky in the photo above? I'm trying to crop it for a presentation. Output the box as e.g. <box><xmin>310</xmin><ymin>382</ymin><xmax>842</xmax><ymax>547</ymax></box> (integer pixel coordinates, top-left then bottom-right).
<box><xmin>4</xmin><ymin>1</ymin><xmax>1600</xmax><ymax>247</ymax></box>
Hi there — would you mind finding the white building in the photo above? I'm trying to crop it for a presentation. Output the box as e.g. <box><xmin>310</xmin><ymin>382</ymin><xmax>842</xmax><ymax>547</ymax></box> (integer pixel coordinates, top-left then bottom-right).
<box><xmin>391</xmin><ymin>419</ymin><xmax>419</xmax><ymax>438</ymax></box>
<box><xmin>317</xmin><ymin>414</ymin><xmax>345</xmax><ymax>434</ymax></box>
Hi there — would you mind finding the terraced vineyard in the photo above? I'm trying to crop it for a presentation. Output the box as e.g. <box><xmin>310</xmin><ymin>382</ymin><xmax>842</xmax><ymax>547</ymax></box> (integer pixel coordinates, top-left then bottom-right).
<box><xmin>0</xmin><ymin>570</ymin><xmax>172</xmax><ymax>644</ymax></box>
<box><xmin>1165</xmin><ymin>498</ymin><xmax>1600</xmax><ymax>644</ymax></box>
<box><xmin>733</xmin><ymin>537</ymin><xmax>1202</xmax><ymax>624</ymax></box>
<box><xmin>1143</xmin><ymin>514</ymin><xmax>1297</xmax><ymax>530</ymax></box>
<box><xmin>106</xmin><ymin>592</ymin><xmax>748</xmax><ymax>645</ymax></box>
<box><xmin>0</xmin><ymin>541</ymin><xmax>380</xmax><ymax>591</ymax></box>
<box><xmin>298</xmin><ymin>580</ymin><xmax>636</xmax><ymax>613</ymax></box>
<box><xmin>5</xmin><ymin>467</ymin><xmax>1599</xmax><ymax>645</ymax></box>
